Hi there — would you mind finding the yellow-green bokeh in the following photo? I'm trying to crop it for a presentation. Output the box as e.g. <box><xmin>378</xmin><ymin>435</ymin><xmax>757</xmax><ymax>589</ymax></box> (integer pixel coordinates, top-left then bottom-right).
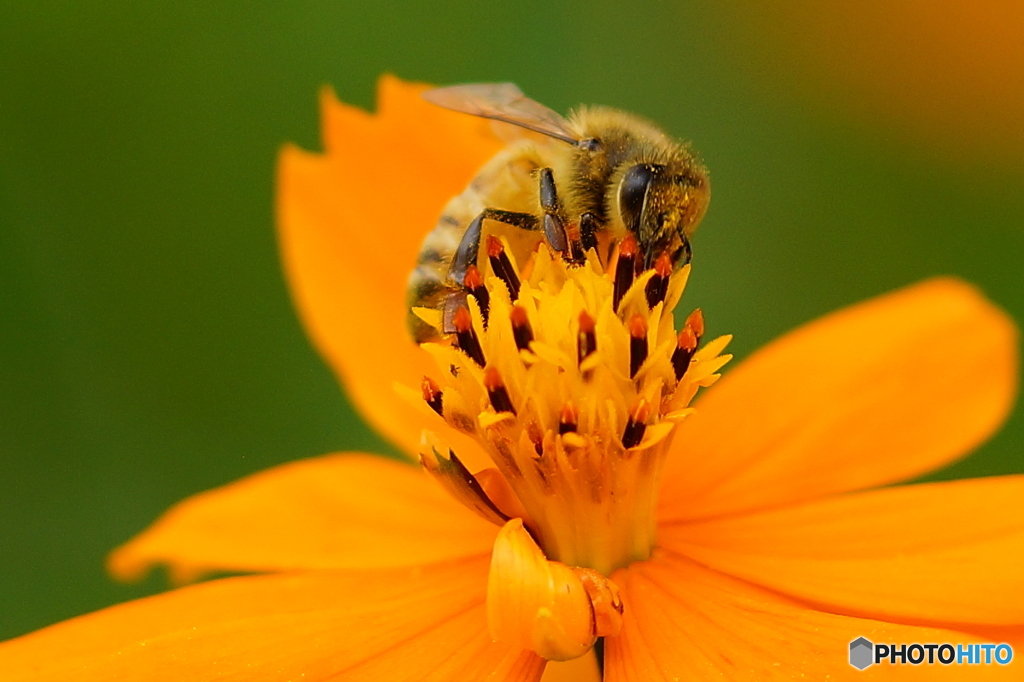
<box><xmin>2</xmin><ymin>1</ymin><xmax>1022</xmax><ymax>639</ymax></box>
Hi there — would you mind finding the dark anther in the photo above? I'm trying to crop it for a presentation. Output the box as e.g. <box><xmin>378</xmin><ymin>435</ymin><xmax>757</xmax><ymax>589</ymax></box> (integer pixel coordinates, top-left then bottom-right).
<box><xmin>558</xmin><ymin>402</ymin><xmax>578</xmax><ymax>435</ymax></box>
<box><xmin>484</xmin><ymin>367</ymin><xmax>516</xmax><ymax>415</ymax></box>
<box><xmin>628</xmin><ymin>314</ymin><xmax>648</xmax><ymax>378</ymax></box>
<box><xmin>614</xmin><ymin>234</ymin><xmax>638</xmax><ymax>310</ymax></box>
<box><xmin>672</xmin><ymin>327</ymin><xmax>697</xmax><ymax>381</ymax></box>
<box><xmin>486</xmin><ymin>235</ymin><xmax>521</xmax><ymax>300</ymax></box>
<box><xmin>453</xmin><ymin>306</ymin><xmax>486</xmax><ymax>367</ymax></box>
<box><xmin>622</xmin><ymin>400</ymin><xmax>650</xmax><ymax>449</ymax></box>
<box><xmin>671</xmin><ymin>309</ymin><xmax>704</xmax><ymax>381</ymax></box>
<box><xmin>685</xmin><ymin>308</ymin><xmax>705</xmax><ymax>341</ymax></box>
<box><xmin>577</xmin><ymin>311</ymin><xmax>597</xmax><ymax>365</ymax></box>
<box><xmin>421</xmin><ymin>376</ymin><xmax>444</xmax><ymax>416</ymax></box>
<box><xmin>644</xmin><ymin>253</ymin><xmax>673</xmax><ymax>308</ymax></box>
<box><xmin>448</xmin><ymin>446</ymin><xmax>512</xmax><ymax>520</ymax></box>
<box><xmin>510</xmin><ymin>305</ymin><xmax>534</xmax><ymax>351</ymax></box>
<box><xmin>463</xmin><ymin>265</ymin><xmax>490</xmax><ymax>325</ymax></box>
<box><xmin>527</xmin><ymin>420</ymin><xmax>545</xmax><ymax>456</ymax></box>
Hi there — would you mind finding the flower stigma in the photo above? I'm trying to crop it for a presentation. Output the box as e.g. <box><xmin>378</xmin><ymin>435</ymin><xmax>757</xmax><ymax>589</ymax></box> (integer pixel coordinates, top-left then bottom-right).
<box><xmin>409</xmin><ymin>234</ymin><xmax>731</xmax><ymax>659</ymax></box>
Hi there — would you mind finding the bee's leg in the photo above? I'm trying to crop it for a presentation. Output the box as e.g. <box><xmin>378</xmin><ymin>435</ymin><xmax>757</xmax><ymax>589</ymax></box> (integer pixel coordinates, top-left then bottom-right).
<box><xmin>676</xmin><ymin>233</ymin><xmax>692</xmax><ymax>267</ymax></box>
<box><xmin>449</xmin><ymin>208</ymin><xmax>539</xmax><ymax>286</ymax></box>
<box><xmin>538</xmin><ymin>168</ymin><xmax>580</xmax><ymax>261</ymax></box>
<box><xmin>441</xmin><ymin>289</ymin><xmax>470</xmax><ymax>336</ymax></box>
<box><xmin>580</xmin><ymin>212</ymin><xmax>599</xmax><ymax>252</ymax></box>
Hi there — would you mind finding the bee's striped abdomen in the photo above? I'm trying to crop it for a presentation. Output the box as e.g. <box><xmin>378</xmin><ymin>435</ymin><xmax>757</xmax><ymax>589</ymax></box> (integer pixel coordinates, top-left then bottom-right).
<box><xmin>407</xmin><ymin>143</ymin><xmax>541</xmax><ymax>343</ymax></box>
<box><xmin>406</xmin><ymin>205</ymin><xmax>470</xmax><ymax>342</ymax></box>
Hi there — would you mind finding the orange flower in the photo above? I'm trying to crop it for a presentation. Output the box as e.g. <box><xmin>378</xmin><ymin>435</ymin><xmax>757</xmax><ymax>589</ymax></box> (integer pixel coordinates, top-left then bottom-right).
<box><xmin>1</xmin><ymin>75</ymin><xmax>1022</xmax><ymax>680</ymax></box>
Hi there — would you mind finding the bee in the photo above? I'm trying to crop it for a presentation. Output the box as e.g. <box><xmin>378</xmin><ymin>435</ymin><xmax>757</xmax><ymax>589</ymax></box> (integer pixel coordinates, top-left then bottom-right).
<box><xmin>407</xmin><ymin>83</ymin><xmax>710</xmax><ymax>343</ymax></box>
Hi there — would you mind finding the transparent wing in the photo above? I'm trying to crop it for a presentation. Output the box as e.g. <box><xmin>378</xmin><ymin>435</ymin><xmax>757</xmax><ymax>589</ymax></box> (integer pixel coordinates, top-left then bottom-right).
<box><xmin>422</xmin><ymin>83</ymin><xmax>578</xmax><ymax>145</ymax></box>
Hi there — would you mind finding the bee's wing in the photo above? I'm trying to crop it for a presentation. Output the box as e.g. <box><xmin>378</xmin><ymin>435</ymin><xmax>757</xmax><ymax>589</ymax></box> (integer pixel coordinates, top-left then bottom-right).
<box><xmin>422</xmin><ymin>83</ymin><xmax>578</xmax><ymax>145</ymax></box>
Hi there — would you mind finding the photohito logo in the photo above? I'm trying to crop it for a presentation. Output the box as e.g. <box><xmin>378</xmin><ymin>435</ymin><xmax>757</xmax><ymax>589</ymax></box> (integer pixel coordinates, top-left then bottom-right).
<box><xmin>849</xmin><ymin>638</ymin><xmax>1013</xmax><ymax>670</ymax></box>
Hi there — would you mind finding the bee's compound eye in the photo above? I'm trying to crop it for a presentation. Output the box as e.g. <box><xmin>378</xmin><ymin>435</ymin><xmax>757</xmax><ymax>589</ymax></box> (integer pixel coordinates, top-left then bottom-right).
<box><xmin>578</xmin><ymin>137</ymin><xmax>601</xmax><ymax>152</ymax></box>
<box><xmin>618</xmin><ymin>164</ymin><xmax>658</xmax><ymax>233</ymax></box>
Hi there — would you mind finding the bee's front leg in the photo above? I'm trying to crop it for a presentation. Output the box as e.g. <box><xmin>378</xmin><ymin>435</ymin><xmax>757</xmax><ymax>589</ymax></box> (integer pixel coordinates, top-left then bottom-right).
<box><xmin>538</xmin><ymin>168</ymin><xmax>583</xmax><ymax>262</ymax></box>
<box><xmin>445</xmin><ymin>208</ymin><xmax>539</xmax><ymax>335</ymax></box>
<box><xmin>449</xmin><ymin>208</ymin><xmax>539</xmax><ymax>286</ymax></box>
<box><xmin>678</xmin><ymin>233</ymin><xmax>693</xmax><ymax>267</ymax></box>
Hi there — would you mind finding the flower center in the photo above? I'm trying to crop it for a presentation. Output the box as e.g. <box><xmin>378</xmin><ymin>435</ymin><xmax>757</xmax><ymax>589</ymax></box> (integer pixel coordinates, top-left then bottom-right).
<box><xmin>412</xmin><ymin>235</ymin><xmax>730</xmax><ymax>576</ymax></box>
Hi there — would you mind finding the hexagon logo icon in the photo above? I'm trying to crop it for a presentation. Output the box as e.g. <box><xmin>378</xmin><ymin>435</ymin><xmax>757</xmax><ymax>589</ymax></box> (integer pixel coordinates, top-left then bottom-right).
<box><xmin>849</xmin><ymin>637</ymin><xmax>874</xmax><ymax>670</ymax></box>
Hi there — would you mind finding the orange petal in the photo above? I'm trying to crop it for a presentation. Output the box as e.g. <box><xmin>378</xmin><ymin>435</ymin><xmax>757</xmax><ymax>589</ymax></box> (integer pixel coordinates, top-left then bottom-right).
<box><xmin>541</xmin><ymin>653</ymin><xmax>601</xmax><ymax>682</ymax></box>
<box><xmin>605</xmin><ymin>553</ymin><xmax>1019</xmax><ymax>681</ymax></box>
<box><xmin>109</xmin><ymin>453</ymin><xmax>497</xmax><ymax>582</ymax></box>
<box><xmin>0</xmin><ymin>558</ymin><xmax>546</xmax><ymax>682</ymax></box>
<box><xmin>276</xmin><ymin>75</ymin><xmax>503</xmax><ymax>460</ymax></box>
<box><xmin>660</xmin><ymin>474</ymin><xmax>1024</xmax><ymax>626</ymax></box>
<box><xmin>488</xmin><ymin>519</ymin><xmax>603</xmax><ymax>662</ymax></box>
<box><xmin>659</xmin><ymin>277</ymin><xmax>1018</xmax><ymax>521</ymax></box>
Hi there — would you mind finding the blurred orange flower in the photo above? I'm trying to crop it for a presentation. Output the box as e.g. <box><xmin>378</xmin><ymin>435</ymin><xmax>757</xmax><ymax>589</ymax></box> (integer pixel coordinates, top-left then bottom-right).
<box><xmin>723</xmin><ymin>0</ymin><xmax>1024</xmax><ymax>162</ymax></box>
<box><xmin>0</xmin><ymin>76</ymin><xmax>1021</xmax><ymax>681</ymax></box>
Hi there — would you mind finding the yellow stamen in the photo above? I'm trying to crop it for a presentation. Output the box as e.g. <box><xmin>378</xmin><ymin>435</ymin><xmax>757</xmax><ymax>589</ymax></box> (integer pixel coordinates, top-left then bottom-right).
<box><xmin>414</xmin><ymin>241</ymin><xmax>731</xmax><ymax>576</ymax></box>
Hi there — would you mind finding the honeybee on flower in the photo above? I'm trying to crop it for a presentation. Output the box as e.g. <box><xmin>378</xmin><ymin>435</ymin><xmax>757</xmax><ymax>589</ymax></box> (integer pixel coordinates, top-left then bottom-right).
<box><xmin>407</xmin><ymin>82</ymin><xmax>709</xmax><ymax>343</ymax></box>
<box><xmin>403</xmin><ymin>89</ymin><xmax>728</xmax><ymax>650</ymax></box>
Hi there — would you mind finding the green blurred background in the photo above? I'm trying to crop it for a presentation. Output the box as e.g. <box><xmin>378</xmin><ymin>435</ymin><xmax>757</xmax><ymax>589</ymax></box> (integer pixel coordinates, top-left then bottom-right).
<box><xmin>2</xmin><ymin>1</ymin><xmax>1022</xmax><ymax>640</ymax></box>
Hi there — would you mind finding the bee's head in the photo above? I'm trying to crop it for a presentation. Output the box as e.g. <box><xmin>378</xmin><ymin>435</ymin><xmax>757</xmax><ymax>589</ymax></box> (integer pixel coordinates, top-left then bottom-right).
<box><xmin>616</xmin><ymin>161</ymin><xmax>710</xmax><ymax>270</ymax></box>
